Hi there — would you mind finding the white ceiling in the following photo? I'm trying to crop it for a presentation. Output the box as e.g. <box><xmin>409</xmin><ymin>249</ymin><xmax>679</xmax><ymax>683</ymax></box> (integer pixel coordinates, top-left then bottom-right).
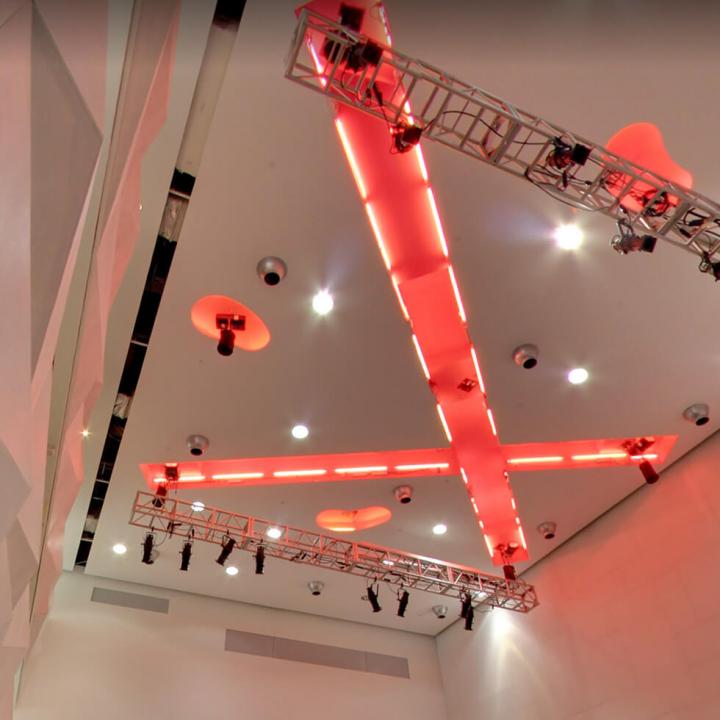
<box><xmin>77</xmin><ymin>0</ymin><xmax>720</xmax><ymax>635</ymax></box>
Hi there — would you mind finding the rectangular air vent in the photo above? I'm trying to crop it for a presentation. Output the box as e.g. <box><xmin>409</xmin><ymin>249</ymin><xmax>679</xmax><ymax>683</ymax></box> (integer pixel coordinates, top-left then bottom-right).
<box><xmin>224</xmin><ymin>629</ymin><xmax>409</xmax><ymax>679</ymax></box>
<box><xmin>91</xmin><ymin>587</ymin><xmax>169</xmax><ymax>614</ymax></box>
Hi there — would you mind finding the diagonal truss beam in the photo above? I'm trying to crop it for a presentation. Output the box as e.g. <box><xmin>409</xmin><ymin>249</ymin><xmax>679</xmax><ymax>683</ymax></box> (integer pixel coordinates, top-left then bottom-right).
<box><xmin>129</xmin><ymin>491</ymin><xmax>539</xmax><ymax>613</ymax></box>
<box><xmin>285</xmin><ymin>7</ymin><xmax>720</xmax><ymax>267</ymax></box>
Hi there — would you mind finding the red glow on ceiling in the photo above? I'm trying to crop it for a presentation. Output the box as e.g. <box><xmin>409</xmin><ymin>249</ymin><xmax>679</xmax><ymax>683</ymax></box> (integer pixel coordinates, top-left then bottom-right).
<box><xmin>316</xmin><ymin>506</ymin><xmax>392</xmax><ymax>532</ymax></box>
<box><xmin>191</xmin><ymin>295</ymin><xmax>270</xmax><ymax>351</ymax></box>
<box><xmin>605</xmin><ymin>122</ymin><xmax>693</xmax><ymax>213</ymax></box>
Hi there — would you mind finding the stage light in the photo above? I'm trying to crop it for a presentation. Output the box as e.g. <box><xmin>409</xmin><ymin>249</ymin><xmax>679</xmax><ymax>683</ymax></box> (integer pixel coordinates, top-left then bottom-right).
<box><xmin>112</xmin><ymin>543</ymin><xmax>127</xmax><ymax>555</ymax></box>
<box><xmin>464</xmin><ymin>604</ymin><xmax>475</xmax><ymax>631</ymax></box>
<box><xmin>152</xmin><ymin>483</ymin><xmax>168</xmax><ymax>509</ymax></box>
<box><xmin>546</xmin><ymin>139</ymin><xmax>590</xmax><ymax>171</ymax></box>
<box><xmin>312</xmin><ymin>290</ymin><xmax>334</xmax><ymax>316</ymax></box>
<box><xmin>225</xmin><ymin>566</ymin><xmax>239</xmax><ymax>576</ymax></box>
<box><xmin>141</xmin><ymin>533</ymin><xmax>155</xmax><ymax>564</ymax></box>
<box><xmin>366</xmin><ymin>583</ymin><xmax>382</xmax><ymax>613</ymax></box>
<box><xmin>392</xmin><ymin>121</ymin><xmax>422</xmax><ymax>153</ymax></box>
<box><xmin>255</xmin><ymin>545</ymin><xmax>265</xmax><ymax>575</ymax></box>
<box><xmin>81</xmin><ymin>428</ymin><xmax>90</xmax><ymax>438</ymax></box>
<box><xmin>397</xmin><ymin>589</ymin><xmax>410</xmax><ymax>617</ymax></box>
<box><xmin>567</xmin><ymin>368</ymin><xmax>589</xmax><ymax>385</ymax></box>
<box><xmin>216</xmin><ymin>536</ymin><xmax>236</xmax><ymax>566</ymax></box>
<box><xmin>554</xmin><ymin>224</ymin><xmax>582</xmax><ymax>250</ymax></box>
<box><xmin>432</xmin><ymin>523</ymin><xmax>447</xmax><ymax>536</ymax></box>
<box><xmin>180</xmin><ymin>541</ymin><xmax>192</xmax><ymax>571</ymax></box>
<box><xmin>215</xmin><ymin>313</ymin><xmax>246</xmax><ymax>357</ymax></box>
<box><xmin>611</xmin><ymin>219</ymin><xmax>657</xmax><ymax>254</ymax></box>
<box><xmin>639</xmin><ymin>460</ymin><xmax>659</xmax><ymax>484</ymax></box>
<box><xmin>460</xmin><ymin>592</ymin><xmax>472</xmax><ymax>620</ymax></box>
<box><xmin>191</xmin><ymin>501</ymin><xmax>205</xmax><ymax>513</ymax></box>
<box><xmin>699</xmin><ymin>254</ymin><xmax>720</xmax><ymax>281</ymax></box>
<box><xmin>266</xmin><ymin>527</ymin><xmax>283</xmax><ymax>540</ymax></box>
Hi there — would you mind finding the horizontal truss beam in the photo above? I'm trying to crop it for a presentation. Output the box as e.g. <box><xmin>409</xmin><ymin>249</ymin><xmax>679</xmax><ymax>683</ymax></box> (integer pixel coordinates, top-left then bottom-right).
<box><xmin>130</xmin><ymin>491</ymin><xmax>538</xmax><ymax>613</ymax></box>
<box><xmin>285</xmin><ymin>9</ymin><xmax>720</xmax><ymax>267</ymax></box>
<box><xmin>139</xmin><ymin>435</ymin><xmax>675</xmax><ymax>488</ymax></box>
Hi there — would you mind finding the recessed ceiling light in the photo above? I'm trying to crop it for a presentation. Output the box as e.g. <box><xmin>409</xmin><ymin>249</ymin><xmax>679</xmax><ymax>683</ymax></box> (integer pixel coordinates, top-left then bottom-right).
<box><xmin>432</xmin><ymin>523</ymin><xmax>448</xmax><ymax>536</ymax></box>
<box><xmin>554</xmin><ymin>223</ymin><xmax>583</xmax><ymax>250</ymax></box>
<box><xmin>266</xmin><ymin>527</ymin><xmax>283</xmax><ymax>540</ymax></box>
<box><xmin>312</xmin><ymin>289</ymin><xmax>334</xmax><ymax>316</ymax></box>
<box><xmin>191</xmin><ymin>501</ymin><xmax>205</xmax><ymax>513</ymax></box>
<box><xmin>567</xmin><ymin>368</ymin><xmax>589</xmax><ymax>385</ymax></box>
<box><xmin>225</xmin><ymin>566</ymin><xmax>239</xmax><ymax>576</ymax></box>
<box><xmin>81</xmin><ymin>429</ymin><xmax>90</xmax><ymax>438</ymax></box>
<box><xmin>112</xmin><ymin>543</ymin><xmax>127</xmax><ymax>555</ymax></box>
<box><xmin>291</xmin><ymin>424</ymin><xmax>309</xmax><ymax>440</ymax></box>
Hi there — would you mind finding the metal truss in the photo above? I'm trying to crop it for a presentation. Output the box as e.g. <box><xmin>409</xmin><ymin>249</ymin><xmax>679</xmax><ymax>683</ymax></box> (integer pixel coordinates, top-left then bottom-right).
<box><xmin>130</xmin><ymin>491</ymin><xmax>539</xmax><ymax>613</ymax></box>
<box><xmin>285</xmin><ymin>9</ymin><xmax>720</xmax><ymax>269</ymax></box>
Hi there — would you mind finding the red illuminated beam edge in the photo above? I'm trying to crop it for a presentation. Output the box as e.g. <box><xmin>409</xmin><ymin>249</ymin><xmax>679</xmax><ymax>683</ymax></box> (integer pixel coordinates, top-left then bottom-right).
<box><xmin>141</xmin><ymin>435</ymin><xmax>676</xmax><ymax>487</ymax></box>
<box><xmin>141</xmin><ymin>448</ymin><xmax>457</xmax><ymax>488</ymax></box>
<box><xmin>296</xmin><ymin>0</ymin><xmax>525</xmax><ymax>566</ymax></box>
<box><xmin>130</xmin><ymin>491</ymin><xmax>539</xmax><ymax>613</ymax></box>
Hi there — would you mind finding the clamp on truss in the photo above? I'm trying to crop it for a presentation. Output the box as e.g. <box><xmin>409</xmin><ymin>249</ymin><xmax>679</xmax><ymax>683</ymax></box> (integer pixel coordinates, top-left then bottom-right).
<box><xmin>130</xmin><ymin>491</ymin><xmax>539</xmax><ymax>613</ymax></box>
<box><xmin>285</xmin><ymin>9</ymin><xmax>720</xmax><ymax>272</ymax></box>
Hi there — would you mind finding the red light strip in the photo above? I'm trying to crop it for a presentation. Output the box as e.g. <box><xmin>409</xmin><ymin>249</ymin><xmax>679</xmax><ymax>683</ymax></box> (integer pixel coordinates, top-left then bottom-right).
<box><xmin>141</xmin><ymin>449</ymin><xmax>459</xmax><ymax>489</ymax></box>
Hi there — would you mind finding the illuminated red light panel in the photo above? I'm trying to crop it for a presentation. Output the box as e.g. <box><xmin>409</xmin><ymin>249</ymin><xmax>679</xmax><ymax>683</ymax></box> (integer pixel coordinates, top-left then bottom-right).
<box><xmin>141</xmin><ymin>1</ymin><xmax>678</xmax><ymax>567</ymax></box>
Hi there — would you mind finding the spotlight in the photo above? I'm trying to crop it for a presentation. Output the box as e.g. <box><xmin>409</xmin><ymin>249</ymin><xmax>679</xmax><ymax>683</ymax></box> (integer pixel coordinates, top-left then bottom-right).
<box><xmin>639</xmin><ymin>460</ymin><xmax>659</xmax><ymax>485</ymax></box>
<box><xmin>699</xmin><ymin>254</ymin><xmax>720</xmax><ymax>281</ymax></box>
<box><xmin>546</xmin><ymin>139</ymin><xmax>590</xmax><ymax>171</ymax></box>
<box><xmin>512</xmin><ymin>343</ymin><xmax>539</xmax><ymax>369</ymax></box>
<box><xmin>141</xmin><ymin>533</ymin><xmax>155</xmax><ymax>564</ymax></box>
<box><xmin>623</xmin><ymin>438</ymin><xmax>660</xmax><ymax>485</ymax></box>
<box><xmin>152</xmin><ymin>484</ymin><xmax>167</xmax><ymax>509</ymax></box>
<box><xmin>255</xmin><ymin>545</ymin><xmax>265</xmax><ymax>575</ymax></box>
<box><xmin>432</xmin><ymin>604</ymin><xmax>448</xmax><ymax>619</ymax></box>
<box><xmin>180</xmin><ymin>541</ymin><xmax>192</xmax><ymax>571</ymax></box>
<box><xmin>215</xmin><ymin>313</ymin><xmax>245</xmax><ymax>357</ymax></box>
<box><xmin>464</xmin><ymin>604</ymin><xmax>475</xmax><ymax>631</ymax></box>
<box><xmin>392</xmin><ymin>122</ymin><xmax>423</xmax><ymax>153</ymax></box>
<box><xmin>216</xmin><ymin>536</ymin><xmax>236</xmax><ymax>566</ymax></box>
<box><xmin>683</xmin><ymin>403</ymin><xmax>710</xmax><ymax>427</ymax></box>
<box><xmin>397</xmin><ymin>589</ymin><xmax>410</xmax><ymax>618</ymax></box>
<box><xmin>611</xmin><ymin>219</ymin><xmax>657</xmax><ymax>254</ymax></box>
<box><xmin>460</xmin><ymin>592</ymin><xmax>472</xmax><ymax>619</ymax></box>
<box><xmin>538</xmin><ymin>521</ymin><xmax>557</xmax><ymax>540</ymax></box>
<box><xmin>366</xmin><ymin>583</ymin><xmax>382</xmax><ymax>613</ymax></box>
<box><xmin>503</xmin><ymin>564</ymin><xmax>517</xmax><ymax>581</ymax></box>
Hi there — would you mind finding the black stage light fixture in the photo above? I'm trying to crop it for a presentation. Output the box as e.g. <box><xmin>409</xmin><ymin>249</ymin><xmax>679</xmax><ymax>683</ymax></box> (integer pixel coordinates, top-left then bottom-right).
<box><xmin>546</xmin><ymin>139</ymin><xmax>591</xmax><ymax>171</ymax></box>
<box><xmin>612</xmin><ymin>219</ymin><xmax>657</xmax><ymax>254</ymax></box>
<box><xmin>503</xmin><ymin>564</ymin><xmax>517</xmax><ymax>581</ymax></box>
<box><xmin>215</xmin><ymin>313</ymin><xmax>245</xmax><ymax>356</ymax></box>
<box><xmin>393</xmin><ymin>122</ymin><xmax>423</xmax><ymax>153</ymax></box>
<box><xmin>366</xmin><ymin>583</ymin><xmax>382</xmax><ymax>613</ymax></box>
<box><xmin>180</xmin><ymin>541</ymin><xmax>192</xmax><ymax>571</ymax></box>
<box><xmin>639</xmin><ymin>460</ymin><xmax>659</xmax><ymax>485</ymax></box>
<box><xmin>464</xmin><ymin>604</ymin><xmax>475</xmax><ymax>631</ymax></box>
<box><xmin>152</xmin><ymin>483</ymin><xmax>168</xmax><ymax>509</ymax></box>
<box><xmin>397</xmin><ymin>590</ymin><xmax>410</xmax><ymax>618</ymax></box>
<box><xmin>699</xmin><ymin>253</ymin><xmax>720</xmax><ymax>281</ymax></box>
<box><xmin>141</xmin><ymin>533</ymin><xmax>155</xmax><ymax>564</ymax></box>
<box><xmin>255</xmin><ymin>545</ymin><xmax>265</xmax><ymax>575</ymax></box>
<box><xmin>216</xmin><ymin>536</ymin><xmax>236</xmax><ymax>566</ymax></box>
<box><xmin>460</xmin><ymin>592</ymin><xmax>472</xmax><ymax>619</ymax></box>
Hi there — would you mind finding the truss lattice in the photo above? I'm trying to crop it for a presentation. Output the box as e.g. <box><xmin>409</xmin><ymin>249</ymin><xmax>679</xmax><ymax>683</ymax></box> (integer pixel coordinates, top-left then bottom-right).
<box><xmin>130</xmin><ymin>491</ymin><xmax>538</xmax><ymax>613</ymax></box>
<box><xmin>285</xmin><ymin>9</ymin><xmax>720</xmax><ymax>267</ymax></box>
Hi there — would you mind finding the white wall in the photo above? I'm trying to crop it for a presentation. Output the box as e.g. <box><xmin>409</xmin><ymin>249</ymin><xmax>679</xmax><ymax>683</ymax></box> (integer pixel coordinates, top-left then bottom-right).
<box><xmin>15</xmin><ymin>572</ymin><xmax>447</xmax><ymax>720</ymax></box>
<box><xmin>437</xmin><ymin>432</ymin><xmax>720</xmax><ymax>720</ymax></box>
